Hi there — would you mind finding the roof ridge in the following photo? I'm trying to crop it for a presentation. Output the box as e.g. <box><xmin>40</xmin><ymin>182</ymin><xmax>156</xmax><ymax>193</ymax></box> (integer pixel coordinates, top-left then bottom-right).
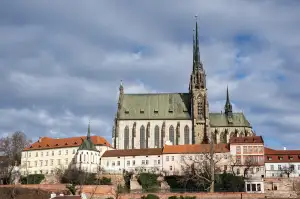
<box><xmin>124</xmin><ymin>92</ymin><xmax>189</xmax><ymax>95</ymax></box>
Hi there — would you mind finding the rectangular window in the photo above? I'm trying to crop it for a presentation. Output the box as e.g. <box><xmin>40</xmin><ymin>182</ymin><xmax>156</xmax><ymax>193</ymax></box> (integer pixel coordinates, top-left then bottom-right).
<box><xmin>65</xmin><ymin>158</ymin><xmax>68</xmax><ymax>165</ymax></box>
<box><xmin>45</xmin><ymin>160</ymin><xmax>48</xmax><ymax>166</ymax></box>
<box><xmin>65</xmin><ymin>150</ymin><xmax>68</xmax><ymax>155</ymax></box>
<box><xmin>180</xmin><ymin>156</ymin><xmax>184</xmax><ymax>162</ymax></box>
<box><xmin>35</xmin><ymin>161</ymin><xmax>37</xmax><ymax>167</ymax></box>
<box><xmin>41</xmin><ymin>152</ymin><xmax>43</xmax><ymax>157</ymax></box>
<box><xmin>248</xmin><ymin>146</ymin><xmax>253</xmax><ymax>153</ymax></box>
<box><xmin>278</xmin><ymin>165</ymin><xmax>281</xmax><ymax>170</ymax></box>
<box><xmin>51</xmin><ymin>159</ymin><xmax>53</xmax><ymax>166</ymax></box>
<box><xmin>254</xmin><ymin>146</ymin><xmax>258</xmax><ymax>153</ymax></box>
<box><xmin>158</xmin><ymin>160</ymin><xmax>160</xmax><ymax>164</ymax></box>
<box><xmin>243</xmin><ymin>146</ymin><xmax>247</xmax><ymax>153</ymax></box>
<box><xmin>146</xmin><ymin>160</ymin><xmax>149</xmax><ymax>165</ymax></box>
<box><xmin>112</xmin><ymin>161</ymin><xmax>115</xmax><ymax>166</ymax></box>
<box><xmin>52</xmin><ymin>151</ymin><xmax>54</xmax><ymax>156</ymax></box>
<box><xmin>117</xmin><ymin>161</ymin><xmax>120</xmax><ymax>166</ymax></box>
<box><xmin>58</xmin><ymin>150</ymin><xmax>61</xmax><ymax>155</ymax></box>
<box><xmin>154</xmin><ymin>160</ymin><xmax>157</xmax><ymax>165</ymax></box>
<box><xmin>166</xmin><ymin>156</ymin><xmax>169</xmax><ymax>161</ymax></box>
<box><xmin>29</xmin><ymin>153</ymin><xmax>31</xmax><ymax>157</ymax></box>
<box><xmin>107</xmin><ymin>161</ymin><xmax>109</xmax><ymax>166</ymax></box>
<box><xmin>46</xmin><ymin>152</ymin><xmax>49</xmax><ymax>156</ymax></box>
<box><xmin>171</xmin><ymin>156</ymin><xmax>174</xmax><ymax>161</ymax></box>
<box><xmin>142</xmin><ymin>160</ymin><xmax>145</xmax><ymax>165</ymax></box>
<box><xmin>257</xmin><ymin>184</ymin><xmax>261</xmax><ymax>191</ymax></box>
<box><xmin>246</xmin><ymin>184</ymin><xmax>251</xmax><ymax>191</ymax></box>
<box><xmin>298</xmin><ymin>165</ymin><xmax>300</xmax><ymax>170</ymax></box>
<box><xmin>169</xmin><ymin>166</ymin><xmax>172</xmax><ymax>171</ymax></box>
<box><xmin>57</xmin><ymin>159</ymin><xmax>61</xmax><ymax>165</ymax></box>
<box><xmin>73</xmin><ymin>149</ymin><xmax>75</xmax><ymax>154</ymax></box>
<box><xmin>236</xmin><ymin>156</ymin><xmax>241</xmax><ymax>164</ymax></box>
<box><xmin>252</xmin><ymin>184</ymin><xmax>256</xmax><ymax>192</ymax></box>
<box><xmin>36</xmin><ymin>152</ymin><xmax>38</xmax><ymax>157</ymax></box>
<box><xmin>270</xmin><ymin>165</ymin><xmax>274</xmax><ymax>170</ymax></box>
<box><xmin>236</xmin><ymin>146</ymin><xmax>241</xmax><ymax>154</ymax></box>
<box><xmin>127</xmin><ymin>161</ymin><xmax>130</xmax><ymax>166</ymax></box>
<box><xmin>132</xmin><ymin>160</ymin><xmax>135</xmax><ymax>165</ymax></box>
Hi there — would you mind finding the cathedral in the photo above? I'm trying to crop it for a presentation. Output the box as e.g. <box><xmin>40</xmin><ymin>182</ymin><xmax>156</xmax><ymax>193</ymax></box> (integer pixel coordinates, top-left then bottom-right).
<box><xmin>112</xmin><ymin>21</ymin><xmax>254</xmax><ymax>149</ymax></box>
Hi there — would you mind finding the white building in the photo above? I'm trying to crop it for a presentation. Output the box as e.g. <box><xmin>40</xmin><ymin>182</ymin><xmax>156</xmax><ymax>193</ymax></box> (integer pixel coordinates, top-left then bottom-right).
<box><xmin>265</xmin><ymin>147</ymin><xmax>300</xmax><ymax>178</ymax></box>
<box><xmin>100</xmin><ymin>148</ymin><xmax>163</xmax><ymax>174</ymax></box>
<box><xmin>21</xmin><ymin>128</ymin><xmax>112</xmax><ymax>175</ymax></box>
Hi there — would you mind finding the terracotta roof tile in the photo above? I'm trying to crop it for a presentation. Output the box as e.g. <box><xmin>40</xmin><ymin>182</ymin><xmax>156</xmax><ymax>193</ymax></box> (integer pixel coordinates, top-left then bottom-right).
<box><xmin>229</xmin><ymin>136</ymin><xmax>264</xmax><ymax>144</ymax></box>
<box><xmin>24</xmin><ymin>136</ymin><xmax>111</xmax><ymax>151</ymax></box>
<box><xmin>163</xmin><ymin>143</ymin><xmax>230</xmax><ymax>154</ymax></box>
<box><xmin>102</xmin><ymin>148</ymin><xmax>162</xmax><ymax>157</ymax></box>
<box><xmin>264</xmin><ymin>147</ymin><xmax>300</xmax><ymax>163</ymax></box>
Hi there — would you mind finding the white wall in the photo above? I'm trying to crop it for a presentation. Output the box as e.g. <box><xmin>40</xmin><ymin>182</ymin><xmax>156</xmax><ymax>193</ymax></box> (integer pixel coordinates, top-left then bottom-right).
<box><xmin>265</xmin><ymin>162</ymin><xmax>300</xmax><ymax>177</ymax></box>
<box><xmin>21</xmin><ymin>145</ymin><xmax>112</xmax><ymax>175</ymax></box>
<box><xmin>116</xmin><ymin>120</ymin><xmax>192</xmax><ymax>149</ymax></box>
<box><xmin>100</xmin><ymin>154</ymin><xmax>163</xmax><ymax>174</ymax></box>
<box><xmin>73</xmin><ymin>149</ymin><xmax>100</xmax><ymax>173</ymax></box>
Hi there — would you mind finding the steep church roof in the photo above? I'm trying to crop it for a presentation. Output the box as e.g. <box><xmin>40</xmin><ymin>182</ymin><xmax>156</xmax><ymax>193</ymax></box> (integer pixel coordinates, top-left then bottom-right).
<box><xmin>118</xmin><ymin>93</ymin><xmax>191</xmax><ymax>120</ymax></box>
<box><xmin>209</xmin><ymin>112</ymin><xmax>251</xmax><ymax>127</ymax></box>
<box><xmin>78</xmin><ymin>122</ymin><xmax>98</xmax><ymax>152</ymax></box>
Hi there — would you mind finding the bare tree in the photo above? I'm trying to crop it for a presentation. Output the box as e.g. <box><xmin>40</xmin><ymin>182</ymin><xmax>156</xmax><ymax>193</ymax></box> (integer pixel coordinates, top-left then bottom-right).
<box><xmin>243</xmin><ymin>156</ymin><xmax>260</xmax><ymax>178</ymax></box>
<box><xmin>0</xmin><ymin>131</ymin><xmax>31</xmax><ymax>165</ymax></box>
<box><xmin>180</xmin><ymin>132</ymin><xmax>223</xmax><ymax>192</ymax></box>
<box><xmin>280</xmin><ymin>164</ymin><xmax>295</xmax><ymax>178</ymax></box>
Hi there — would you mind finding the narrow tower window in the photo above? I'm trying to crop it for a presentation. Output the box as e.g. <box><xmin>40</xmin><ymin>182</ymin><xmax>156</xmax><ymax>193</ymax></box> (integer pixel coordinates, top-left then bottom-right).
<box><xmin>184</xmin><ymin>125</ymin><xmax>190</xmax><ymax>144</ymax></box>
<box><xmin>124</xmin><ymin>126</ymin><xmax>129</xmax><ymax>149</ymax></box>
<box><xmin>169</xmin><ymin>125</ymin><xmax>175</xmax><ymax>145</ymax></box>
<box><xmin>140</xmin><ymin>125</ymin><xmax>146</xmax><ymax>149</ymax></box>
<box><xmin>154</xmin><ymin>125</ymin><xmax>160</xmax><ymax>148</ymax></box>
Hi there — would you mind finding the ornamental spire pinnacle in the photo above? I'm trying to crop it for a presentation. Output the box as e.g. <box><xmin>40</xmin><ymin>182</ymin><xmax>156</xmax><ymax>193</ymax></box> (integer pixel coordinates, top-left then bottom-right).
<box><xmin>224</xmin><ymin>86</ymin><xmax>233</xmax><ymax>116</ymax></box>
<box><xmin>87</xmin><ymin>120</ymin><xmax>91</xmax><ymax>140</ymax></box>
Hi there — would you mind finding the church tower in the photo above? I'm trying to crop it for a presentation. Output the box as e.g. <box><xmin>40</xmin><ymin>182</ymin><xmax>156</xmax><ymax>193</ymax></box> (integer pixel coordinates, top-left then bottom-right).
<box><xmin>189</xmin><ymin>17</ymin><xmax>210</xmax><ymax>144</ymax></box>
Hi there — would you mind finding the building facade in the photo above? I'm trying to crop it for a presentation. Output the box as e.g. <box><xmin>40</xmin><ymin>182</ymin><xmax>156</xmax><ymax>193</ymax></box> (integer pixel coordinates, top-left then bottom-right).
<box><xmin>264</xmin><ymin>147</ymin><xmax>300</xmax><ymax>178</ymax></box>
<box><xmin>21</xmin><ymin>131</ymin><xmax>112</xmax><ymax>175</ymax></box>
<box><xmin>112</xmin><ymin>20</ymin><xmax>255</xmax><ymax>150</ymax></box>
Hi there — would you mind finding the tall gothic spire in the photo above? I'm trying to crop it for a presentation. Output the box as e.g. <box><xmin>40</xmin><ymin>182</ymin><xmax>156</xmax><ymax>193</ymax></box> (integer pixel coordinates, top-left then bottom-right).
<box><xmin>87</xmin><ymin>120</ymin><xmax>91</xmax><ymax>141</ymax></box>
<box><xmin>193</xmin><ymin>15</ymin><xmax>202</xmax><ymax>72</ymax></box>
<box><xmin>224</xmin><ymin>86</ymin><xmax>233</xmax><ymax>116</ymax></box>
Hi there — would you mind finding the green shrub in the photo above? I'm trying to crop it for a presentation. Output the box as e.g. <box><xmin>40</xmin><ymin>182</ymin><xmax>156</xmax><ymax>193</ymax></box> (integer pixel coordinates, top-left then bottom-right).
<box><xmin>168</xmin><ymin>196</ymin><xmax>178</xmax><ymax>199</ymax></box>
<box><xmin>141</xmin><ymin>194</ymin><xmax>160</xmax><ymax>199</ymax></box>
<box><xmin>138</xmin><ymin>173</ymin><xmax>158</xmax><ymax>192</ymax></box>
<box><xmin>21</xmin><ymin>174</ymin><xmax>45</xmax><ymax>184</ymax></box>
<box><xmin>105</xmin><ymin>197</ymin><xmax>114</xmax><ymax>199</ymax></box>
<box><xmin>99</xmin><ymin>177</ymin><xmax>112</xmax><ymax>185</ymax></box>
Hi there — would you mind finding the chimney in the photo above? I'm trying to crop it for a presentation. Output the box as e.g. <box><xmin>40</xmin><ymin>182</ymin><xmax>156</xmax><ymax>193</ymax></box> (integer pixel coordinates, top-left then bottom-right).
<box><xmin>283</xmin><ymin>147</ymin><xmax>286</xmax><ymax>150</ymax></box>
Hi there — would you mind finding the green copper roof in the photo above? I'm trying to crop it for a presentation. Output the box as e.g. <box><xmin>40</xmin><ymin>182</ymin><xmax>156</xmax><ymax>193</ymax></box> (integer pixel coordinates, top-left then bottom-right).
<box><xmin>78</xmin><ymin>122</ymin><xmax>98</xmax><ymax>151</ymax></box>
<box><xmin>119</xmin><ymin>93</ymin><xmax>191</xmax><ymax>120</ymax></box>
<box><xmin>209</xmin><ymin>112</ymin><xmax>251</xmax><ymax>127</ymax></box>
<box><xmin>118</xmin><ymin>93</ymin><xmax>251</xmax><ymax>127</ymax></box>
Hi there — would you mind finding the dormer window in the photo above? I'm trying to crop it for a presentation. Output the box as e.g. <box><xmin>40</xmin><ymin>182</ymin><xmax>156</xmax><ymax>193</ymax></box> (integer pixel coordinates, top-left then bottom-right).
<box><xmin>154</xmin><ymin>108</ymin><xmax>158</xmax><ymax>114</ymax></box>
<box><xmin>38</xmin><ymin>145</ymin><xmax>41</xmax><ymax>148</ymax></box>
<box><xmin>125</xmin><ymin>109</ymin><xmax>129</xmax><ymax>114</ymax></box>
<box><xmin>55</xmin><ymin>144</ymin><xmax>59</xmax><ymax>146</ymax></box>
<box><xmin>268</xmin><ymin>156</ymin><xmax>272</xmax><ymax>160</ymax></box>
<box><xmin>65</xmin><ymin>143</ymin><xmax>68</xmax><ymax>145</ymax></box>
<box><xmin>289</xmin><ymin>156</ymin><xmax>293</xmax><ymax>160</ymax></box>
<box><xmin>140</xmin><ymin>109</ymin><xmax>144</xmax><ymax>114</ymax></box>
<box><xmin>168</xmin><ymin>108</ymin><xmax>173</xmax><ymax>113</ymax></box>
<box><xmin>74</xmin><ymin>142</ymin><xmax>77</xmax><ymax>144</ymax></box>
<box><xmin>279</xmin><ymin>156</ymin><xmax>283</xmax><ymax>160</ymax></box>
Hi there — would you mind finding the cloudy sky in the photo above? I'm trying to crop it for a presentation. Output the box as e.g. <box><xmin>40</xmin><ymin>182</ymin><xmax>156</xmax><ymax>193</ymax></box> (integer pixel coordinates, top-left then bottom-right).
<box><xmin>1</xmin><ymin>1</ymin><xmax>300</xmax><ymax>149</ymax></box>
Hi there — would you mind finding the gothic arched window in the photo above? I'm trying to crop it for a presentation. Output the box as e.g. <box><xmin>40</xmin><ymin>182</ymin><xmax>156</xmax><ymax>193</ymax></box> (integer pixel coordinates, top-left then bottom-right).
<box><xmin>184</xmin><ymin>125</ymin><xmax>190</xmax><ymax>144</ymax></box>
<box><xmin>154</xmin><ymin>125</ymin><xmax>160</xmax><ymax>148</ymax></box>
<box><xmin>140</xmin><ymin>125</ymin><xmax>146</xmax><ymax>149</ymax></box>
<box><xmin>124</xmin><ymin>126</ymin><xmax>129</xmax><ymax>149</ymax></box>
<box><xmin>169</xmin><ymin>125</ymin><xmax>174</xmax><ymax>145</ymax></box>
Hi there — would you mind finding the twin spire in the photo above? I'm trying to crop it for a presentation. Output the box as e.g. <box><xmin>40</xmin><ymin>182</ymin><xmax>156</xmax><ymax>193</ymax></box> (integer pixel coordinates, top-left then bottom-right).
<box><xmin>224</xmin><ymin>86</ymin><xmax>233</xmax><ymax>116</ymax></box>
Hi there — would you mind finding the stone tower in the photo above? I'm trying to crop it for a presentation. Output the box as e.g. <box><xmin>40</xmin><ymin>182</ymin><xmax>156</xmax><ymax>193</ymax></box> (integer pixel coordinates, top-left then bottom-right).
<box><xmin>189</xmin><ymin>17</ymin><xmax>210</xmax><ymax>144</ymax></box>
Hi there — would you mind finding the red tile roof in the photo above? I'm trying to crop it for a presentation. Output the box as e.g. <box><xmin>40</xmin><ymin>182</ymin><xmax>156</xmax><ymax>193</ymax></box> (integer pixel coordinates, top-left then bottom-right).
<box><xmin>229</xmin><ymin>136</ymin><xmax>264</xmax><ymax>144</ymax></box>
<box><xmin>264</xmin><ymin>147</ymin><xmax>300</xmax><ymax>163</ymax></box>
<box><xmin>23</xmin><ymin>136</ymin><xmax>111</xmax><ymax>151</ymax></box>
<box><xmin>163</xmin><ymin>143</ymin><xmax>230</xmax><ymax>154</ymax></box>
<box><xmin>102</xmin><ymin>148</ymin><xmax>162</xmax><ymax>157</ymax></box>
